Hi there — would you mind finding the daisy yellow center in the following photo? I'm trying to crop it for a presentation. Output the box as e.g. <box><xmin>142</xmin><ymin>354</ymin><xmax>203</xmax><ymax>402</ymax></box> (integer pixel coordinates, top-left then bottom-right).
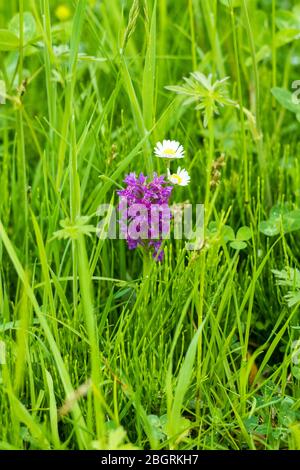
<box><xmin>171</xmin><ymin>174</ymin><xmax>182</xmax><ymax>184</ymax></box>
<box><xmin>163</xmin><ymin>148</ymin><xmax>176</xmax><ymax>155</ymax></box>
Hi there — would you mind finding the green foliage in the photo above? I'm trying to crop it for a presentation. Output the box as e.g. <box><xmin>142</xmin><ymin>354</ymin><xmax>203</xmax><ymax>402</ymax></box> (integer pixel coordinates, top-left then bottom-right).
<box><xmin>8</xmin><ymin>12</ymin><xmax>36</xmax><ymax>43</ymax></box>
<box><xmin>0</xmin><ymin>0</ymin><xmax>300</xmax><ymax>452</ymax></box>
<box><xmin>273</xmin><ymin>267</ymin><xmax>300</xmax><ymax>307</ymax></box>
<box><xmin>209</xmin><ymin>223</ymin><xmax>252</xmax><ymax>250</ymax></box>
<box><xmin>271</xmin><ymin>87</ymin><xmax>300</xmax><ymax>121</ymax></box>
<box><xmin>166</xmin><ymin>72</ymin><xmax>235</xmax><ymax>127</ymax></box>
<box><xmin>0</xmin><ymin>29</ymin><xmax>19</xmax><ymax>50</ymax></box>
<box><xmin>53</xmin><ymin>216</ymin><xmax>96</xmax><ymax>240</ymax></box>
<box><xmin>259</xmin><ymin>205</ymin><xmax>300</xmax><ymax>237</ymax></box>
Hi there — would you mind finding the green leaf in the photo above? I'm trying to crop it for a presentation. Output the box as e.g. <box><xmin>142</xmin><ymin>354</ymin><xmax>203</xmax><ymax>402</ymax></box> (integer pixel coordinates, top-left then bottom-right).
<box><xmin>147</xmin><ymin>415</ymin><xmax>167</xmax><ymax>442</ymax></box>
<box><xmin>283</xmin><ymin>210</ymin><xmax>300</xmax><ymax>233</ymax></box>
<box><xmin>272</xmin><ymin>267</ymin><xmax>300</xmax><ymax>288</ymax></box>
<box><xmin>10</xmin><ymin>396</ymin><xmax>50</xmax><ymax>448</ymax></box>
<box><xmin>207</xmin><ymin>221</ymin><xmax>218</xmax><ymax>236</ymax></box>
<box><xmin>278</xmin><ymin>397</ymin><xmax>296</xmax><ymax>426</ymax></box>
<box><xmin>142</xmin><ymin>0</ymin><xmax>156</xmax><ymax>131</ymax></box>
<box><xmin>275</xmin><ymin>29</ymin><xmax>300</xmax><ymax>48</ymax></box>
<box><xmin>259</xmin><ymin>220</ymin><xmax>280</xmax><ymax>237</ymax></box>
<box><xmin>163</xmin><ymin>416</ymin><xmax>191</xmax><ymax>444</ymax></box>
<box><xmin>8</xmin><ymin>12</ymin><xmax>36</xmax><ymax>43</ymax></box>
<box><xmin>0</xmin><ymin>29</ymin><xmax>19</xmax><ymax>51</ymax></box>
<box><xmin>0</xmin><ymin>221</ymin><xmax>88</xmax><ymax>448</ymax></box>
<box><xmin>292</xmin><ymin>366</ymin><xmax>300</xmax><ymax>381</ymax></box>
<box><xmin>275</xmin><ymin>10</ymin><xmax>300</xmax><ymax>30</ymax></box>
<box><xmin>166</xmin><ymin>73</ymin><xmax>234</xmax><ymax>128</ymax></box>
<box><xmin>219</xmin><ymin>0</ymin><xmax>241</xmax><ymax>7</ymax></box>
<box><xmin>271</xmin><ymin>87</ymin><xmax>300</xmax><ymax>114</ymax></box>
<box><xmin>230</xmin><ymin>240</ymin><xmax>247</xmax><ymax>250</ymax></box>
<box><xmin>273</xmin><ymin>267</ymin><xmax>300</xmax><ymax>308</ymax></box>
<box><xmin>53</xmin><ymin>216</ymin><xmax>96</xmax><ymax>240</ymax></box>
<box><xmin>167</xmin><ymin>321</ymin><xmax>206</xmax><ymax>443</ymax></box>
<box><xmin>270</xmin><ymin>203</ymin><xmax>290</xmax><ymax>219</ymax></box>
<box><xmin>236</xmin><ymin>226</ymin><xmax>252</xmax><ymax>241</ymax></box>
<box><xmin>243</xmin><ymin>416</ymin><xmax>259</xmax><ymax>433</ymax></box>
<box><xmin>45</xmin><ymin>370</ymin><xmax>60</xmax><ymax>448</ymax></box>
<box><xmin>245</xmin><ymin>45</ymin><xmax>271</xmax><ymax>67</ymax></box>
<box><xmin>285</xmin><ymin>291</ymin><xmax>300</xmax><ymax>307</ymax></box>
<box><xmin>222</xmin><ymin>225</ymin><xmax>235</xmax><ymax>242</ymax></box>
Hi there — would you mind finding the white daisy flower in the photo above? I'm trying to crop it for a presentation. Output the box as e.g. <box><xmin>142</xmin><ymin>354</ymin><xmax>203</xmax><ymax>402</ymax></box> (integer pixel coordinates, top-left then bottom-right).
<box><xmin>167</xmin><ymin>167</ymin><xmax>190</xmax><ymax>186</ymax></box>
<box><xmin>154</xmin><ymin>139</ymin><xmax>184</xmax><ymax>159</ymax></box>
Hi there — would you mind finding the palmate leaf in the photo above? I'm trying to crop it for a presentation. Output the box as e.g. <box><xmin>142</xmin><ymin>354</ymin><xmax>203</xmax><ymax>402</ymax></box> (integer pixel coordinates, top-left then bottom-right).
<box><xmin>207</xmin><ymin>223</ymin><xmax>251</xmax><ymax>250</ymax></box>
<box><xmin>53</xmin><ymin>216</ymin><xmax>96</xmax><ymax>240</ymax></box>
<box><xmin>229</xmin><ymin>240</ymin><xmax>247</xmax><ymax>250</ymax></box>
<box><xmin>8</xmin><ymin>12</ymin><xmax>36</xmax><ymax>43</ymax></box>
<box><xmin>285</xmin><ymin>291</ymin><xmax>300</xmax><ymax>307</ymax></box>
<box><xmin>236</xmin><ymin>226</ymin><xmax>252</xmax><ymax>241</ymax></box>
<box><xmin>0</xmin><ymin>29</ymin><xmax>19</xmax><ymax>51</ymax></box>
<box><xmin>271</xmin><ymin>87</ymin><xmax>300</xmax><ymax>114</ymax></box>
<box><xmin>273</xmin><ymin>267</ymin><xmax>300</xmax><ymax>307</ymax></box>
<box><xmin>259</xmin><ymin>205</ymin><xmax>300</xmax><ymax>236</ymax></box>
<box><xmin>272</xmin><ymin>267</ymin><xmax>300</xmax><ymax>288</ymax></box>
<box><xmin>166</xmin><ymin>72</ymin><xmax>235</xmax><ymax>127</ymax></box>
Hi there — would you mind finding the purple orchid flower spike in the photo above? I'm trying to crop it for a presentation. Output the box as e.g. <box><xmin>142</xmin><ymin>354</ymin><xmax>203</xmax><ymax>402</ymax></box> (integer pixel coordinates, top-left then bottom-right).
<box><xmin>117</xmin><ymin>173</ymin><xmax>173</xmax><ymax>262</ymax></box>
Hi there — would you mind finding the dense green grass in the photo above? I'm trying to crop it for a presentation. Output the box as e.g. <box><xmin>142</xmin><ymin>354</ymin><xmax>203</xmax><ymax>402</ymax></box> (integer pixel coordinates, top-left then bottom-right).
<box><xmin>1</xmin><ymin>0</ymin><xmax>300</xmax><ymax>450</ymax></box>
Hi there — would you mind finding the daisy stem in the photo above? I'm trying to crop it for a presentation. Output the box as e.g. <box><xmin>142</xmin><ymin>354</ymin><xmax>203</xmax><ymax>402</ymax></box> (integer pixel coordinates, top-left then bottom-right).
<box><xmin>204</xmin><ymin>116</ymin><xmax>215</xmax><ymax>226</ymax></box>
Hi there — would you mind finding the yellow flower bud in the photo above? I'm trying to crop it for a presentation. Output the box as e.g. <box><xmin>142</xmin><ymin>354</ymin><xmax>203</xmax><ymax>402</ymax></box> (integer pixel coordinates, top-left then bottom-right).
<box><xmin>55</xmin><ymin>4</ymin><xmax>72</xmax><ymax>22</ymax></box>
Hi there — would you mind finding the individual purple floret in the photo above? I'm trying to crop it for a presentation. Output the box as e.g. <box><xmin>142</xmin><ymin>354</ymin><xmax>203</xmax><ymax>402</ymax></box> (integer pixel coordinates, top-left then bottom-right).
<box><xmin>117</xmin><ymin>173</ymin><xmax>173</xmax><ymax>261</ymax></box>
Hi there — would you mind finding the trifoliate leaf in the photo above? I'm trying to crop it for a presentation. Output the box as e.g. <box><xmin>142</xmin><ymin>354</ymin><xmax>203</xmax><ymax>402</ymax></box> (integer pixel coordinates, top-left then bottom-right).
<box><xmin>0</xmin><ymin>29</ymin><xmax>19</xmax><ymax>51</ymax></box>
<box><xmin>236</xmin><ymin>226</ymin><xmax>252</xmax><ymax>241</ymax></box>
<box><xmin>230</xmin><ymin>240</ymin><xmax>247</xmax><ymax>250</ymax></box>
<box><xmin>8</xmin><ymin>12</ymin><xmax>36</xmax><ymax>43</ymax></box>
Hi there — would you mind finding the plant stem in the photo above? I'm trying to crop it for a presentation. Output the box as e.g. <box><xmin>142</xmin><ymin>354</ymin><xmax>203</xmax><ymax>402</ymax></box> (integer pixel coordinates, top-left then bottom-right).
<box><xmin>241</xmin><ymin>0</ymin><xmax>271</xmax><ymax>205</ymax></box>
<box><xmin>205</xmin><ymin>116</ymin><xmax>215</xmax><ymax>227</ymax></box>
<box><xmin>230</xmin><ymin>5</ymin><xmax>249</xmax><ymax>204</ymax></box>
<box><xmin>143</xmin><ymin>249</ymin><xmax>152</xmax><ymax>279</ymax></box>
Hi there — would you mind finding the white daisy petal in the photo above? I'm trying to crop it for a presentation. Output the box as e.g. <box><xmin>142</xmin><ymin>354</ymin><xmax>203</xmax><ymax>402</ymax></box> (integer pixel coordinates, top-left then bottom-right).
<box><xmin>154</xmin><ymin>139</ymin><xmax>185</xmax><ymax>159</ymax></box>
<box><xmin>167</xmin><ymin>167</ymin><xmax>190</xmax><ymax>186</ymax></box>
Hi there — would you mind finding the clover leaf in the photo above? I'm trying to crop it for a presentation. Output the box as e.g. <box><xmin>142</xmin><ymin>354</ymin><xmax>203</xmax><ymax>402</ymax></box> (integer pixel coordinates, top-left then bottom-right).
<box><xmin>259</xmin><ymin>205</ymin><xmax>300</xmax><ymax>237</ymax></box>
<box><xmin>222</xmin><ymin>225</ymin><xmax>251</xmax><ymax>250</ymax></box>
